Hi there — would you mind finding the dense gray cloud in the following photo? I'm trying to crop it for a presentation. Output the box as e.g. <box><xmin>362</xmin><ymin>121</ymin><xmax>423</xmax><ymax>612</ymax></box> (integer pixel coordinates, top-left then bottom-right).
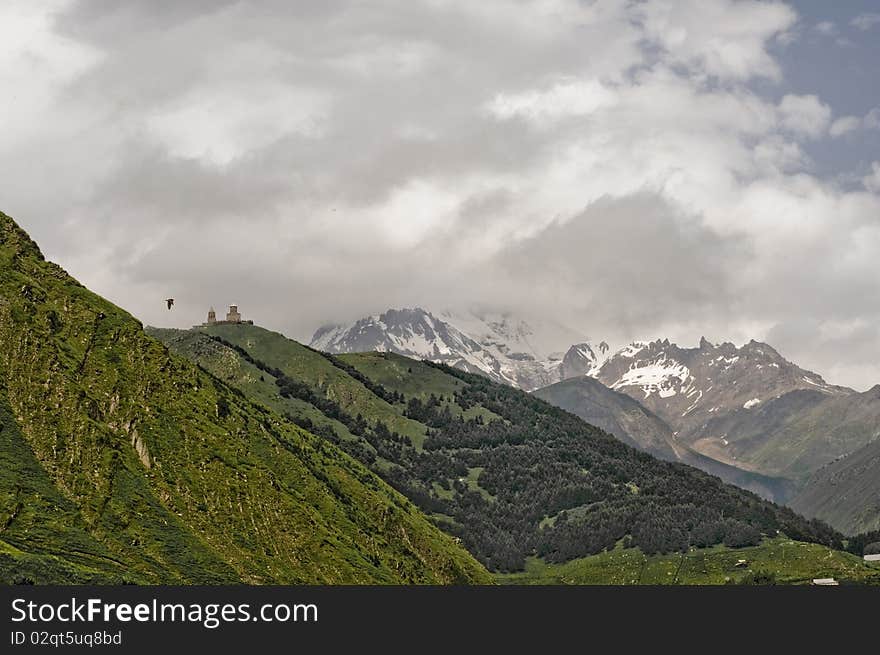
<box><xmin>494</xmin><ymin>194</ymin><xmax>751</xmax><ymax>329</ymax></box>
<box><xmin>1</xmin><ymin>0</ymin><xmax>879</xmax><ymax>389</ymax></box>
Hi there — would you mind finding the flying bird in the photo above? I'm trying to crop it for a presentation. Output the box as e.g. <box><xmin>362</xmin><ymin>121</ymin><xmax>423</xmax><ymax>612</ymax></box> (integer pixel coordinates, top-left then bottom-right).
<box><xmin>165</xmin><ymin>298</ymin><xmax>174</xmax><ymax>310</ymax></box>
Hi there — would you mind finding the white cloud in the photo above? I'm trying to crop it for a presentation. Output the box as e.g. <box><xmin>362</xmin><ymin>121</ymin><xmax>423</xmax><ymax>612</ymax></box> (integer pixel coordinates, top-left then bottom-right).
<box><xmin>814</xmin><ymin>21</ymin><xmax>837</xmax><ymax>36</ymax></box>
<box><xmin>851</xmin><ymin>13</ymin><xmax>880</xmax><ymax>31</ymax></box>
<box><xmin>329</xmin><ymin>41</ymin><xmax>436</xmax><ymax>78</ymax></box>
<box><xmin>777</xmin><ymin>94</ymin><xmax>831</xmax><ymax>138</ymax></box>
<box><xmin>811</xmin><ymin>20</ymin><xmax>854</xmax><ymax>47</ymax></box>
<box><xmin>829</xmin><ymin>108</ymin><xmax>880</xmax><ymax>138</ymax></box>
<box><xmin>0</xmin><ymin>0</ymin><xmax>101</xmax><ymax>151</ymax></box>
<box><xmin>146</xmin><ymin>83</ymin><xmax>328</xmax><ymax>165</ymax></box>
<box><xmin>635</xmin><ymin>0</ymin><xmax>796</xmax><ymax>80</ymax></box>
<box><xmin>486</xmin><ymin>79</ymin><xmax>617</xmax><ymax>125</ymax></box>
<box><xmin>829</xmin><ymin>116</ymin><xmax>862</xmax><ymax>137</ymax></box>
<box><xmin>752</xmin><ymin>136</ymin><xmax>807</xmax><ymax>172</ymax></box>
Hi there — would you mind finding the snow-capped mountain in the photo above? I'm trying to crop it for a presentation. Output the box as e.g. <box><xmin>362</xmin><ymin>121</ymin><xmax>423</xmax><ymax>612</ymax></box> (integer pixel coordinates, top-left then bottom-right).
<box><xmin>310</xmin><ymin>307</ymin><xmax>609</xmax><ymax>391</ymax></box>
<box><xmin>311</xmin><ymin>308</ymin><xmax>853</xmax><ymax>422</ymax></box>
<box><xmin>560</xmin><ymin>341</ymin><xmax>612</xmax><ymax>379</ymax></box>
<box><xmin>592</xmin><ymin>337</ymin><xmax>853</xmax><ymax>449</ymax></box>
<box><xmin>312</xmin><ymin>307</ymin><xmax>870</xmax><ymax>486</ymax></box>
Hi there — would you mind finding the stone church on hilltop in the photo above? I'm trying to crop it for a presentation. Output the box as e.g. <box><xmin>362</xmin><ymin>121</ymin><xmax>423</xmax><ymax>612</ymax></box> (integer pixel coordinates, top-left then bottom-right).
<box><xmin>201</xmin><ymin>304</ymin><xmax>253</xmax><ymax>326</ymax></box>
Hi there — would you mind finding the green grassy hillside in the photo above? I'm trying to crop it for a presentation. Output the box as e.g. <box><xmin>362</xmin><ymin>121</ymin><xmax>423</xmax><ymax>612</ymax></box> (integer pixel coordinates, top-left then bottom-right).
<box><xmin>0</xmin><ymin>210</ymin><xmax>490</xmax><ymax>584</ymax></box>
<box><xmin>336</xmin><ymin>351</ymin><xmax>500</xmax><ymax>424</ymax></box>
<box><xmin>497</xmin><ymin>537</ymin><xmax>880</xmax><ymax>585</ymax></box>
<box><xmin>153</xmin><ymin>325</ymin><xmax>849</xmax><ymax>575</ymax></box>
<box><xmin>199</xmin><ymin>325</ymin><xmax>431</xmax><ymax>448</ymax></box>
<box><xmin>147</xmin><ymin>328</ymin><xmax>363</xmax><ymax>446</ymax></box>
<box><xmin>0</xmin><ymin>395</ymin><xmax>135</xmax><ymax>583</ymax></box>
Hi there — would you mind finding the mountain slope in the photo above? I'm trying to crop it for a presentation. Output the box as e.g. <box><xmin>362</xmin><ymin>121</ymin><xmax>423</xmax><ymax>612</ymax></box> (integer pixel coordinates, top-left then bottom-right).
<box><xmin>195</xmin><ymin>322</ymin><xmax>430</xmax><ymax>446</ymax></box>
<box><xmin>696</xmin><ymin>386</ymin><xmax>880</xmax><ymax>479</ymax></box>
<box><xmin>533</xmin><ymin>376</ymin><xmax>681</xmax><ymax>460</ymax></box>
<box><xmin>791</xmin><ymin>436</ymin><xmax>880</xmax><ymax>535</ymax></box>
<box><xmin>156</xmin><ymin>325</ymin><xmax>844</xmax><ymax>572</ymax></box>
<box><xmin>533</xmin><ymin>377</ymin><xmax>797</xmax><ymax>503</ymax></box>
<box><xmin>0</xmin><ymin>210</ymin><xmax>490</xmax><ymax>584</ymax></box>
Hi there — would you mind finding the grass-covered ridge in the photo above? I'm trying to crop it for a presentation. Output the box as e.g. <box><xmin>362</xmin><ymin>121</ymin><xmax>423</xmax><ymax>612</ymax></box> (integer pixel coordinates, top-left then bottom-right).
<box><xmin>154</xmin><ymin>323</ymin><xmax>851</xmax><ymax>575</ymax></box>
<box><xmin>199</xmin><ymin>324</ymin><xmax>431</xmax><ymax>446</ymax></box>
<box><xmin>0</xmin><ymin>210</ymin><xmax>490</xmax><ymax>584</ymax></box>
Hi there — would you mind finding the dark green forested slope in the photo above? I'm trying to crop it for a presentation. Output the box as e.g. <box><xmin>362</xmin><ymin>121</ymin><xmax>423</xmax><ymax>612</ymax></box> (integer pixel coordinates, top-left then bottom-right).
<box><xmin>154</xmin><ymin>329</ymin><xmax>844</xmax><ymax>573</ymax></box>
<box><xmin>0</xmin><ymin>210</ymin><xmax>490</xmax><ymax>584</ymax></box>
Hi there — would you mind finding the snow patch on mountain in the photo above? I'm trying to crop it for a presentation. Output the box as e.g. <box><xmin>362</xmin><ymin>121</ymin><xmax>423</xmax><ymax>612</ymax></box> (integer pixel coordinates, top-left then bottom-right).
<box><xmin>618</xmin><ymin>341</ymin><xmax>649</xmax><ymax>358</ymax></box>
<box><xmin>612</xmin><ymin>357</ymin><xmax>692</xmax><ymax>399</ymax></box>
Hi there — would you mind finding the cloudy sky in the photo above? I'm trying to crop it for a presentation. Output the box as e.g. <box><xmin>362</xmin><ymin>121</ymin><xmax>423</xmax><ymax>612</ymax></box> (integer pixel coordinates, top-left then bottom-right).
<box><xmin>2</xmin><ymin>1</ymin><xmax>879</xmax><ymax>389</ymax></box>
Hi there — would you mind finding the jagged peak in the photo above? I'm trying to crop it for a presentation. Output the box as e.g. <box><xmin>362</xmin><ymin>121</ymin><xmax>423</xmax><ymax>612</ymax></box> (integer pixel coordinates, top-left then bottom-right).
<box><xmin>742</xmin><ymin>339</ymin><xmax>783</xmax><ymax>360</ymax></box>
<box><xmin>376</xmin><ymin>306</ymin><xmax>436</xmax><ymax>322</ymax></box>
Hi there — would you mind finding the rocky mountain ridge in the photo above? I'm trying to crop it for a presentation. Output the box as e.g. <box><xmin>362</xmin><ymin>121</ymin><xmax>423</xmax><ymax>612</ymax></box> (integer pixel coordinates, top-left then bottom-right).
<box><xmin>312</xmin><ymin>307</ymin><xmax>609</xmax><ymax>391</ymax></box>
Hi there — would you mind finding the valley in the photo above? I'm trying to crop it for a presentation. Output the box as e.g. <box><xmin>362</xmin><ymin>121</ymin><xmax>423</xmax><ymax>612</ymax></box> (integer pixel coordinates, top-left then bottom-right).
<box><xmin>153</xmin><ymin>322</ymin><xmax>843</xmax><ymax>574</ymax></box>
<box><xmin>318</xmin><ymin>307</ymin><xmax>880</xmax><ymax>533</ymax></box>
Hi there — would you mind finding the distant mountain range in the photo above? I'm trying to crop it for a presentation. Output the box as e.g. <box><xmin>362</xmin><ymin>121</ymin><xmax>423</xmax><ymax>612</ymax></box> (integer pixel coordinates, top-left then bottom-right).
<box><xmin>542</xmin><ymin>338</ymin><xmax>880</xmax><ymax>511</ymax></box>
<box><xmin>311</xmin><ymin>307</ymin><xmax>608</xmax><ymax>392</ymax></box>
<box><xmin>312</xmin><ymin>307</ymin><xmax>880</xmax><ymax>529</ymax></box>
